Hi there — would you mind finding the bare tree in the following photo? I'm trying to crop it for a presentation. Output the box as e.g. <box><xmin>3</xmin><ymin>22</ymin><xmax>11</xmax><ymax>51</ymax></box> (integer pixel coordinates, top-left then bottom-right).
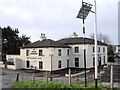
<box><xmin>89</xmin><ymin>33</ymin><xmax>111</xmax><ymax>45</ymax></box>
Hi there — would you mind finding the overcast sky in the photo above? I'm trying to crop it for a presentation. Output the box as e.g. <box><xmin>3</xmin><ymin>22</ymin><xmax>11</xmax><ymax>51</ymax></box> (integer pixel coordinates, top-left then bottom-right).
<box><xmin>0</xmin><ymin>0</ymin><xmax>119</xmax><ymax>44</ymax></box>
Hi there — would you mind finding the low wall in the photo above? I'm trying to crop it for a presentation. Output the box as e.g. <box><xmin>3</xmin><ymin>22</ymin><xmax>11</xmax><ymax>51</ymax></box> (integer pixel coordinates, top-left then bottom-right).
<box><xmin>7</xmin><ymin>65</ymin><xmax>16</xmax><ymax>69</ymax></box>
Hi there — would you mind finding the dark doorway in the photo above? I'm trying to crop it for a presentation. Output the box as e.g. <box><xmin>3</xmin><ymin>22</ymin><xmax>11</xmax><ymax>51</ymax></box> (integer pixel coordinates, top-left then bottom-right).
<box><xmin>26</xmin><ymin>61</ymin><xmax>30</xmax><ymax>68</ymax></box>
<box><xmin>98</xmin><ymin>57</ymin><xmax>101</xmax><ymax>67</ymax></box>
<box><xmin>39</xmin><ymin>61</ymin><xmax>43</xmax><ymax>69</ymax></box>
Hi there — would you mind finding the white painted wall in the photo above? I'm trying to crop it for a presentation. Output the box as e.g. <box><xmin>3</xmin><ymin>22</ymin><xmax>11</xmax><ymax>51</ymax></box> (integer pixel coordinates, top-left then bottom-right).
<box><xmin>68</xmin><ymin>44</ymin><xmax>84</xmax><ymax>68</ymax></box>
<box><xmin>6</xmin><ymin>44</ymin><xmax>108</xmax><ymax>70</ymax></box>
<box><xmin>6</xmin><ymin>55</ymin><xmax>22</xmax><ymax>69</ymax></box>
<box><xmin>67</xmin><ymin>44</ymin><xmax>108</xmax><ymax>68</ymax></box>
<box><xmin>51</xmin><ymin>48</ymin><xmax>70</xmax><ymax>70</ymax></box>
<box><xmin>20</xmin><ymin>47</ymin><xmax>70</xmax><ymax>71</ymax></box>
<box><xmin>86</xmin><ymin>45</ymin><xmax>108</xmax><ymax>68</ymax></box>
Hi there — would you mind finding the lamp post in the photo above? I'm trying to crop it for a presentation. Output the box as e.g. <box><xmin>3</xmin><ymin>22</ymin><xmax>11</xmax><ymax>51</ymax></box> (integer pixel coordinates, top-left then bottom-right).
<box><xmin>94</xmin><ymin>0</ymin><xmax>98</xmax><ymax>88</ymax></box>
<box><xmin>77</xmin><ymin>0</ymin><xmax>93</xmax><ymax>87</ymax></box>
<box><xmin>31</xmin><ymin>65</ymin><xmax>36</xmax><ymax>83</ymax></box>
<box><xmin>50</xmin><ymin>52</ymin><xmax>54</xmax><ymax>81</ymax></box>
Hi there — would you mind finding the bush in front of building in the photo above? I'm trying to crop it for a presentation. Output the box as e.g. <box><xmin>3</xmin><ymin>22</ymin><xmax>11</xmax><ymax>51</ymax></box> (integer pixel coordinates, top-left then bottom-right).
<box><xmin>108</xmin><ymin>56</ymin><xmax>115</xmax><ymax>62</ymax></box>
<box><xmin>108</xmin><ymin>45</ymin><xmax>115</xmax><ymax>62</ymax></box>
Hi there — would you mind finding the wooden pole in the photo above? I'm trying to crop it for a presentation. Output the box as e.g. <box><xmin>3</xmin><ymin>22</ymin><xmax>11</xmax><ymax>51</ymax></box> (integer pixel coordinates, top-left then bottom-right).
<box><xmin>46</xmin><ymin>71</ymin><xmax>48</xmax><ymax>84</ymax></box>
<box><xmin>110</xmin><ymin>65</ymin><xmax>113</xmax><ymax>89</ymax></box>
<box><xmin>69</xmin><ymin>69</ymin><xmax>71</xmax><ymax>87</ymax></box>
<box><xmin>32</xmin><ymin>69</ymin><xmax>35</xmax><ymax>83</ymax></box>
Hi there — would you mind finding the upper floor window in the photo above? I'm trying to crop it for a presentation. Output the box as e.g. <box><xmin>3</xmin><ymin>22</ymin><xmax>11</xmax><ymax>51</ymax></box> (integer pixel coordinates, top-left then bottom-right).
<box><xmin>67</xmin><ymin>49</ymin><xmax>70</xmax><ymax>55</ymax></box>
<box><xmin>39</xmin><ymin>50</ymin><xmax>43</xmax><ymax>56</ymax></box>
<box><xmin>98</xmin><ymin>47</ymin><xmax>100</xmax><ymax>52</ymax></box>
<box><xmin>26</xmin><ymin>50</ymin><xmax>29</xmax><ymax>56</ymax></box>
<box><xmin>103</xmin><ymin>47</ymin><xmax>105</xmax><ymax>52</ymax></box>
<box><xmin>58</xmin><ymin>49</ymin><xmax>61</xmax><ymax>56</ymax></box>
<box><xmin>75</xmin><ymin>47</ymin><xmax>79</xmax><ymax>53</ymax></box>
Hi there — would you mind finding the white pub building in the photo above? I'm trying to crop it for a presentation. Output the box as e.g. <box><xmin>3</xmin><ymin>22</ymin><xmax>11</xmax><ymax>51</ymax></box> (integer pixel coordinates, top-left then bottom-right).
<box><xmin>6</xmin><ymin>33</ymin><xmax>108</xmax><ymax>71</ymax></box>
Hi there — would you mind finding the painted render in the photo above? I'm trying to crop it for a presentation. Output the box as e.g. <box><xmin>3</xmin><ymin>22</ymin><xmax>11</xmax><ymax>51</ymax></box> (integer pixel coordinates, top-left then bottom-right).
<box><xmin>6</xmin><ymin>33</ymin><xmax>108</xmax><ymax>71</ymax></box>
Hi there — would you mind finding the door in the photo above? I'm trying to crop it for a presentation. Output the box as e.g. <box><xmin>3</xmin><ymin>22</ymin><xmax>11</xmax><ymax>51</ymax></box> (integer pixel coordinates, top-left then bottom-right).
<box><xmin>39</xmin><ymin>61</ymin><xmax>43</xmax><ymax>69</ymax></box>
<box><xmin>98</xmin><ymin>57</ymin><xmax>101</xmax><ymax>67</ymax></box>
<box><xmin>26</xmin><ymin>61</ymin><xmax>30</xmax><ymax>68</ymax></box>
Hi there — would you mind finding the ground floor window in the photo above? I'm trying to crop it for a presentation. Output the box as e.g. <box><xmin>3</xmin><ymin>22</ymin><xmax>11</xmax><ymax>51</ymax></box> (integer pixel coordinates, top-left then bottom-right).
<box><xmin>7</xmin><ymin>58</ymin><xmax>14</xmax><ymax>65</ymax></box>
<box><xmin>67</xmin><ymin>59</ymin><xmax>69</xmax><ymax>68</ymax></box>
<box><xmin>103</xmin><ymin>56</ymin><xmax>105</xmax><ymax>64</ymax></box>
<box><xmin>75</xmin><ymin>58</ymin><xmax>79</xmax><ymax>67</ymax></box>
<box><xmin>58</xmin><ymin>61</ymin><xmax>62</xmax><ymax>68</ymax></box>
<box><xmin>39</xmin><ymin>61</ymin><xmax>43</xmax><ymax>69</ymax></box>
<box><xmin>93</xmin><ymin>57</ymin><xmax>95</xmax><ymax>66</ymax></box>
<box><xmin>98</xmin><ymin>57</ymin><xmax>101</xmax><ymax>67</ymax></box>
<box><xmin>26</xmin><ymin>61</ymin><xmax>30</xmax><ymax>68</ymax></box>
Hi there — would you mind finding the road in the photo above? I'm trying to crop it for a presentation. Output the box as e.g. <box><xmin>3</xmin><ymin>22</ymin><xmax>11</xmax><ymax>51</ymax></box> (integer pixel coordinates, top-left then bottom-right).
<box><xmin>1</xmin><ymin>57</ymin><xmax>120</xmax><ymax>89</ymax></box>
<box><xmin>1</xmin><ymin>68</ymin><xmax>95</xmax><ymax>89</ymax></box>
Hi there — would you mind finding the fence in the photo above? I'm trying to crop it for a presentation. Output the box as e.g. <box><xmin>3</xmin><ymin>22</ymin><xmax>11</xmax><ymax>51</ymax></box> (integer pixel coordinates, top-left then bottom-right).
<box><xmin>15</xmin><ymin>69</ymin><xmax>95</xmax><ymax>85</ymax></box>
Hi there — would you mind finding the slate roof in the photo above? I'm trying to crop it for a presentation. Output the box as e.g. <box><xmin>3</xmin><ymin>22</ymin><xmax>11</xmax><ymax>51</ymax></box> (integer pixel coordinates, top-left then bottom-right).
<box><xmin>20</xmin><ymin>39</ymin><xmax>71</xmax><ymax>48</ymax></box>
<box><xmin>21</xmin><ymin>37</ymin><xmax>108</xmax><ymax>48</ymax></box>
<box><xmin>58</xmin><ymin>37</ymin><xmax>108</xmax><ymax>46</ymax></box>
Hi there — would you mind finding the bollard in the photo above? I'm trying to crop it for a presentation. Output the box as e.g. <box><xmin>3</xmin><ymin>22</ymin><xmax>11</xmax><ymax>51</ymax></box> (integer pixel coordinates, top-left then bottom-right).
<box><xmin>16</xmin><ymin>72</ymin><xmax>19</xmax><ymax>81</ymax></box>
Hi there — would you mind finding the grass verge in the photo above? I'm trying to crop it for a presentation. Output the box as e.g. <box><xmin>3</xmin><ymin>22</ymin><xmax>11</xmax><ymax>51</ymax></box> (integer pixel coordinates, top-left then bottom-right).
<box><xmin>11</xmin><ymin>80</ymin><xmax>119</xmax><ymax>90</ymax></box>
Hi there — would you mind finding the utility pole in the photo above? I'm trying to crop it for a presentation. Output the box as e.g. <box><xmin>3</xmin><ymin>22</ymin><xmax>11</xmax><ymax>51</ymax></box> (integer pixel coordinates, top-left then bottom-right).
<box><xmin>77</xmin><ymin>1</ymin><xmax>93</xmax><ymax>87</ymax></box>
<box><xmin>82</xmin><ymin>0</ymin><xmax>87</xmax><ymax>87</ymax></box>
<box><xmin>94</xmin><ymin>0</ymin><xmax>98</xmax><ymax>89</ymax></box>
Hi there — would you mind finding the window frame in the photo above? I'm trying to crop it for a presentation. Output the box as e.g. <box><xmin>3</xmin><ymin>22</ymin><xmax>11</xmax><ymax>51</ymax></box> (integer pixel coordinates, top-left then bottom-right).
<box><xmin>67</xmin><ymin>59</ymin><xmax>69</xmax><ymax>68</ymax></box>
<box><xmin>103</xmin><ymin>56</ymin><xmax>105</xmax><ymax>64</ymax></box>
<box><xmin>39</xmin><ymin>61</ymin><xmax>43</xmax><ymax>69</ymax></box>
<box><xmin>67</xmin><ymin>49</ymin><xmax>70</xmax><ymax>55</ymax></box>
<box><xmin>103</xmin><ymin>47</ymin><xmax>105</xmax><ymax>52</ymax></box>
<box><xmin>75</xmin><ymin>47</ymin><xmax>79</xmax><ymax>53</ymax></box>
<box><xmin>26</xmin><ymin>50</ymin><xmax>29</xmax><ymax>56</ymax></box>
<box><xmin>58</xmin><ymin>61</ymin><xmax>62</xmax><ymax>68</ymax></box>
<box><xmin>93</xmin><ymin>57</ymin><xmax>95</xmax><ymax>66</ymax></box>
<box><xmin>58</xmin><ymin>49</ymin><xmax>61</xmax><ymax>56</ymax></box>
<box><xmin>39</xmin><ymin>50</ymin><xmax>43</xmax><ymax>56</ymax></box>
<box><xmin>93</xmin><ymin>46</ymin><xmax>95</xmax><ymax>53</ymax></box>
<box><xmin>26</xmin><ymin>60</ymin><xmax>30</xmax><ymax>68</ymax></box>
<box><xmin>98</xmin><ymin>47</ymin><xmax>100</xmax><ymax>52</ymax></box>
<box><xmin>75</xmin><ymin>58</ymin><xmax>79</xmax><ymax>67</ymax></box>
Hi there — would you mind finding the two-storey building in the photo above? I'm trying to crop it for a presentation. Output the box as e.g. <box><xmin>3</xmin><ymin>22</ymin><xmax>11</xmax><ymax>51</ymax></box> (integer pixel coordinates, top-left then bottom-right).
<box><xmin>6</xmin><ymin>33</ymin><xmax>108</xmax><ymax>71</ymax></box>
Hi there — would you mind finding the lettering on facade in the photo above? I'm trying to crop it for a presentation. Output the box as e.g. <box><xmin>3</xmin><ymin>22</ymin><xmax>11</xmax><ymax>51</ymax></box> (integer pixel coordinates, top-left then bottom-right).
<box><xmin>27</xmin><ymin>57</ymin><xmax>41</xmax><ymax>59</ymax></box>
<box><xmin>30</xmin><ymin>50</ymin><xmax>38</xmax><ymax>55</ymax></box>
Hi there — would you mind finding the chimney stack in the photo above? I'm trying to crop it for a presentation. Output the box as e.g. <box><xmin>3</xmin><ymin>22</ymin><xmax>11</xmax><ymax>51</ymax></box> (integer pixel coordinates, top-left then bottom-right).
<box><xmin>72</xmin><ymin>32</ymin><xmax>78</xmax><ymax>38</ymax></box>
<box><xmin>40</xmin><ymin>33</ymin><xmax>46</xmax><ymax>41</ymax></box>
